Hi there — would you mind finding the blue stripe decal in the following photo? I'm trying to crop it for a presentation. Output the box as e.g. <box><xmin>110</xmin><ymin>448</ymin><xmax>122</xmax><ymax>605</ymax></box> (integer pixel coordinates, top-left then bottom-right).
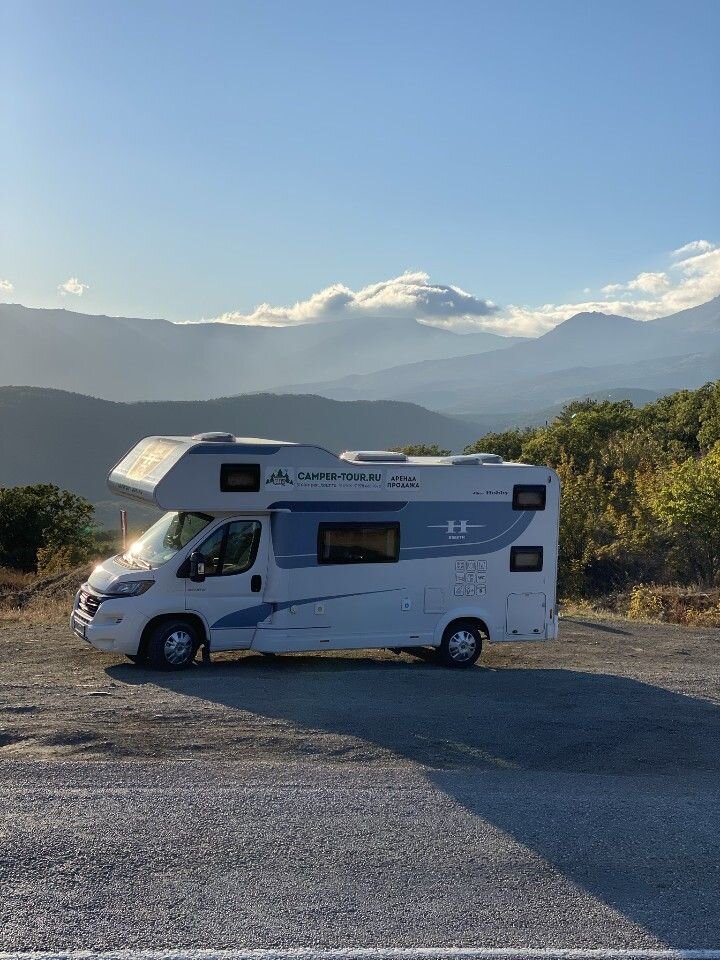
<box><xmin>211</xmin><ymin>603</ymin><xmax>275</xmax><ymax>629</ymax></box>
<box><xmin>211</xmin><ymin>589</ymin><xmax>401</xmax><ymax>630</ymax></box>
<box><xmin>270</xmin><ymin>501</ymin><xmax>534</xmax><ymax>569</ymax></box>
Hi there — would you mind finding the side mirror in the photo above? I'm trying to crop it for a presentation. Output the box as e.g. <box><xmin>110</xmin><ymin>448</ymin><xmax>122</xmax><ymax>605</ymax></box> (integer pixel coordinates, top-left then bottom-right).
<box><xmin>189</xmin><ymin>551</ymin><xmax>206</xmax><ymax>583</ymax></box>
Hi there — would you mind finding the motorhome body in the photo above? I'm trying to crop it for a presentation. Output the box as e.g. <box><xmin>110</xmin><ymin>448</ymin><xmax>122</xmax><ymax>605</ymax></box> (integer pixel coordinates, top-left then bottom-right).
<box><xmin>72</xmin><ymin>434</ymin><xmax>560</xmax><ymax>669</ymax></box>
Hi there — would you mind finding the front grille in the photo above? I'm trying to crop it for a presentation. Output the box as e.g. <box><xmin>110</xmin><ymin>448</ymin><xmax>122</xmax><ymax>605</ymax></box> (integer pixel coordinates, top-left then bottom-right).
<box><xmin>78</xmin><ymin>589</ymin><xmax>103</xmax><ymax>620</ymax></box>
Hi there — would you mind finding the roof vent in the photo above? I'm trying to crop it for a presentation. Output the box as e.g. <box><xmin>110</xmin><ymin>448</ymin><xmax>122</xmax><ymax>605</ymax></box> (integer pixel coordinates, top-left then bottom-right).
<box><xmin>443</xmin><ymin>453</ymin><xmax>504</xmax><ymax>465</ymax></box>
<box><xmin>192</xmin><ymin>432</ymin><xmax>236</xmax><ymax>442</ymax></box>
<box><xmin>341</xmin><ymin>450</ymin><xmax>409</xmax><ymax>463</ymax></box>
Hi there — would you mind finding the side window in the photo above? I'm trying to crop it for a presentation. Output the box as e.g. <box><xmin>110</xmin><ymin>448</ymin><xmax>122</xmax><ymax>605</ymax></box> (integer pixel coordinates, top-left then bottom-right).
<box><xmin>220</xmin><ymin>464</ymin><xmax>260</xmax><ymax>492</ymax></box>
<box><xmin>513</xmin><ymin>484</ymin><xmax>546</xmax><ymax>510</ymax></box>
<box><xmin>197</xmin><ymin>521</ymin><xmax>261</xmax><ymax>576</ymax></box>
<box><xmin>510</xmin><ymin>545</ymin><xmax>543</xmax><ymax>572</ymax></box>
<box><xmin>318</xmin><ymin>523</ymin><xmax>400</xmax><ymax>564</ymax></box>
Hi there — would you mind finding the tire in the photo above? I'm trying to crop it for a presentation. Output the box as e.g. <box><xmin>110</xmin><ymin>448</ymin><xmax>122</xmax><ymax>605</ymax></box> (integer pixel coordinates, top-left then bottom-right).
<box><xmin>437</xmin><ymin>620</ymin><xmax>483</xmax><ymax>668</ymax></box>
<box><xmin>145</xmin><ymin>619</ymin><xmax>200</xmax><ymax>671</ymax></box>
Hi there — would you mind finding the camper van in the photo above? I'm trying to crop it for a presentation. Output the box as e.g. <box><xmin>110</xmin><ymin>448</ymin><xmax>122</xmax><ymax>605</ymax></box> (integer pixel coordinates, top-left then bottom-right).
<box><xmin>71</xmin><ymin>433</ymin><xmax>560</xmax><ymax>670</ymax></box>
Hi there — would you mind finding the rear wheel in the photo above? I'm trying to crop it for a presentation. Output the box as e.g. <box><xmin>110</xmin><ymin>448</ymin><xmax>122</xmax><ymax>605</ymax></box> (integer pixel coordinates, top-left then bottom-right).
<box><xmin>146</xmin><ymin>619</ymin><xmax>200</xmax><ymax>670</ymax></box>
<box><xmin>437</xmin><ymin>620</ymin><xmax>483</xmax><ymax>668</ymax></box>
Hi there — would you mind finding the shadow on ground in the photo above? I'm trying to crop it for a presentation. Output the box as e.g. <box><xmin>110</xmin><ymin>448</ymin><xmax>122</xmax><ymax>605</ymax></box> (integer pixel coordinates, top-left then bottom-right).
<box><xmin>109</xmin><ymin>655</ymin><xmax>720</xmax><ymax>946</ymax></box>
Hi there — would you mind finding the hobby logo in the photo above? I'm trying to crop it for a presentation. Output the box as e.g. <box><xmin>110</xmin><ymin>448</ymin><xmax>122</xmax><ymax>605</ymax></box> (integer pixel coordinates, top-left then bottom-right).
<box><xmin>428</xmin><ymin>520</ymin><xmax>485</xmax><ymax>537</ymax></box>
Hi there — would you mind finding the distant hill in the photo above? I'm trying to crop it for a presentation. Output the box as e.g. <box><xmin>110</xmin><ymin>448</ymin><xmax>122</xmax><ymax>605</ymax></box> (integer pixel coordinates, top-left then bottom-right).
<box><xmin>0</xmin><ymin>304</ymin><xmax>523</xmax><ymax>402</ymax></box>
<box><xmin>507</xmin><ymin>388</ymin><xmax>664</xmax><ymax>428</ymax></box>
<box><xmin>277</xmin><ymin>297</ymin><xmax>720</xmax><ymax>413</ymax></box>
<box><xmin>0</xmin><ymin>387</ymin><xmax>493</xmax><ymax>511</ymax></box>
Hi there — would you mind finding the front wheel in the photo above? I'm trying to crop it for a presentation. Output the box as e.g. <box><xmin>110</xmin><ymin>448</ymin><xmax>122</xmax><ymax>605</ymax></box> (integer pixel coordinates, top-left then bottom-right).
<box><xmin>146</xmin><ymin>619</ymin><xmax>200</xmax><ymax>670</ymax></box>
<box><xmin>437</xmin><ymin>620</ymin><xmax>483</xmax><ymax>668</ymax></box>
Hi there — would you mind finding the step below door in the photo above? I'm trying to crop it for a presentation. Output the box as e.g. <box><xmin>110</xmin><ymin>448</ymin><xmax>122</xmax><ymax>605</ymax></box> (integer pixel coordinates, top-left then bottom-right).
<box><xmin>506</xmin><ymin>592</ymin><xmax>547</xmax><ymax>638</ymax></box>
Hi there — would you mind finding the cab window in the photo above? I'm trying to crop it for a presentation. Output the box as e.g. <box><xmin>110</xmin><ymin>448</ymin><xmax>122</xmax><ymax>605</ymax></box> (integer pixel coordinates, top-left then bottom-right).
<box><xmin>196</xmin><ymin>521</ymin><xmax>261</xmax><ymax>576</ymax></box>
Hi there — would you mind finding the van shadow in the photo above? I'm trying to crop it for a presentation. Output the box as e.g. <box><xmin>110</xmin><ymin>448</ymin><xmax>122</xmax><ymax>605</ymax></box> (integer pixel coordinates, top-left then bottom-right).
<box><xmin>108</xmin><ymin>655</ymin><xmax>720</xmax><ymax>945</ymax></box>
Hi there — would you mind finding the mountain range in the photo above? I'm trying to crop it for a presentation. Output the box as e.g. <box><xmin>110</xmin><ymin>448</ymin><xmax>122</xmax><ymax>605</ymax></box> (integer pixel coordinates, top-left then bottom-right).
<box><xmin>0</xmin><ymin>304</ymin><xmax>522</xmax><ymax>402</ymax></box>
<box><xmin>1</xmin><ymin>296</ymin><xmax>717</xmax><ymax>418</ymax></box>
<box><xmin>279</xmin><ymin>298</ymin><xmax>720</xmax><ymax>414</ymax></box>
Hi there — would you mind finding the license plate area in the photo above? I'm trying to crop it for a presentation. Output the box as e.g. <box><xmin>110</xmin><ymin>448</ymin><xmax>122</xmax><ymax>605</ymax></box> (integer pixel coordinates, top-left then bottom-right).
<box><xmin>72</xmin><ymin>616</ymin><xmax>88</xmax><ymax>640</ymax></box>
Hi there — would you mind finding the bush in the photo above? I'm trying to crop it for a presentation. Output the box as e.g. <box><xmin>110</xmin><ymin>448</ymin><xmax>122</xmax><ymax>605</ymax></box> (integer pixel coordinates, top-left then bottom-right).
<box><xmin>36</xmin><ymin>543</ymin><xmax>95</xmax><ymax>575</ymax></box>
<box><xmin>0</xmin><ymin>484</ymin><xmax>95</xmax><ymax>572</ymax></box>
<box><xmin>627</xmin><ymin>586</ymin><xmax>665</xmax><ymax>621</ymax></box>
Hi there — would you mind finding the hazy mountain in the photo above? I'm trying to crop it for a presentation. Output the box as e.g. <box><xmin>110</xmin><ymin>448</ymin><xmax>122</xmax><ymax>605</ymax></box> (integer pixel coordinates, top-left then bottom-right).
<box><xmin>652</xmin><ymin>296</ymin><xmax>720</xmax><ymax>333</ymax></box>
<box><xmin>506</xmin><ymin>388</ymin><xmax>664</xmax><ymax>428</ymax></box>
<box><xmin>0</xmin><ymin>387</ymin><xmax>493</xmax><ymax>507</ymax></box>
<box><xmin>0</xmin><ymin>304</ymin><xmax>523</xmax><ymax>402</ymax></box>
<box><xmin>442</xmin><ymin>351</ymin><xmax>720</xmax><ymax>416</ymax></box>
<box><xmin>277</xmin><ymin>297</ymin><xmax>720</xmax><ymax>413</ymax></box>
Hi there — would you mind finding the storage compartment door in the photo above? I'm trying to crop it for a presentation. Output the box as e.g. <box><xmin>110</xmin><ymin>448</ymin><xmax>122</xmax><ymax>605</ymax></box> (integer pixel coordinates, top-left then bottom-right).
<box><xmin>506</xmin><ymin>592</ymin><xmax>547</xmax><ymax>638</ymax></box>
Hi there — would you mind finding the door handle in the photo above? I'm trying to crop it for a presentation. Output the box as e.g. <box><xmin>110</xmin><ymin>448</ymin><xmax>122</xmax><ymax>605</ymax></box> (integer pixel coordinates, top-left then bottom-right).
<box><xmin>251</xmin><ymin>574</ymin><xmax>262</xmax><ymax>593</ymax></box>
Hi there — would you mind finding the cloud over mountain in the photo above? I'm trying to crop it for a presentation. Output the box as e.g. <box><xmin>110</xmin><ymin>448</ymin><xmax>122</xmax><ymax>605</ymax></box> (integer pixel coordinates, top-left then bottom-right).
<box><xmin>206</xmin><ymin>242</ymin><xmax>720</xmax><ymax>338</ymax></box>
<box><xmin>211</xmin><ymin>271</ymin><xmax>498</xmax><ymax>327</ymax></box>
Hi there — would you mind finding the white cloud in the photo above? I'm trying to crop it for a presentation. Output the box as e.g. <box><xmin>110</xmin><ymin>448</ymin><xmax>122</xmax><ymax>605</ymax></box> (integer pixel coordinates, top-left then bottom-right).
<box><xmin>0</xmin><ymin>278</ymin><xmax>13</xmax><ymax>294</ymax></box>
<box><xmin>58</xmin><ymin>276</ymin><xmax>89</xmax><ymax>296</ymax></box>
<box><xmin>480</xmin><ymin>241</ymin><xmax>720</xmax><ymax>336</ymax></box>
<box><xmin>627</xmin><ymin>271</ymin><xmax>670</xmax><ymax>293</ymax></box>
<box><xmin>211</xmin><ymin>271</ymin><xmax>498</xmax><ymax>327</ymax></box>
<box><xmin>672</xmin><ymin>240</ymin><xmax>714</xmax><ymax>258</ymax></box>
<box><xmin>601</xmin><ymin>271</ymin><xmax>670</xmax><ymax>296</ymax></box>
<box><xmin>204</xmin><ymin>241</ymin><xmax>720</xmax><ymax>339</ymax></box>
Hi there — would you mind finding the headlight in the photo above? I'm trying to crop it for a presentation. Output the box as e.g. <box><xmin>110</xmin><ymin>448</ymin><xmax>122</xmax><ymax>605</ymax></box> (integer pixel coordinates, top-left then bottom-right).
<box><xmin>107</xmin><ymin>580</ymin><xmax>155</xmax><ymax>597</ymax></box>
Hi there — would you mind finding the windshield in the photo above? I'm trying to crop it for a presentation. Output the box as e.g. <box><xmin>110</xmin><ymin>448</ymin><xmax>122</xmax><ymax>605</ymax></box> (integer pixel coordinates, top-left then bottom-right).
<box><xmin>123</xmin><ymin>511</ymin><xmax>213</xmax><ymax>568</ymax></box>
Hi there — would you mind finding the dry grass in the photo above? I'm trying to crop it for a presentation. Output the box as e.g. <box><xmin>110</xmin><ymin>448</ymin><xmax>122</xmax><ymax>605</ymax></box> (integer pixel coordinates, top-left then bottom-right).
<box><xmin>0</xmin><ymin>596</ymin><xmax>72</xmax><ymax>626</ymax></box>
<box><xmin>562</xmin><ymin>585</ymin><xmax>720</xmax><ymax>627</ymax></box>
<box><xmin>0</xmin><ymin>566</ymin><xmax>35</xmax><ymax>594</ymax></box>
<box><xmin>0</xmin><ymin>566</ymin><xmax>90</xmax><ymax>626</ymax></box>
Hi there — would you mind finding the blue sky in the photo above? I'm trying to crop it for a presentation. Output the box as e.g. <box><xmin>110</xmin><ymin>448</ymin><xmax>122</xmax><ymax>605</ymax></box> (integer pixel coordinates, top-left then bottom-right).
<box><xmin>1</xmin><ymin>0</ymin><xmax>719</xmax><ymax>334</ymax></box>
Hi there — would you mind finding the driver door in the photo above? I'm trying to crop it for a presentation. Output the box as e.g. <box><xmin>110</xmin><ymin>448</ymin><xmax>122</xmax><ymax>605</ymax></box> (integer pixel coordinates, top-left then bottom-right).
<box><xmin>185</xmin><ymin>518</ymin><xmax>269</xmax><ymax>650</ymax></box>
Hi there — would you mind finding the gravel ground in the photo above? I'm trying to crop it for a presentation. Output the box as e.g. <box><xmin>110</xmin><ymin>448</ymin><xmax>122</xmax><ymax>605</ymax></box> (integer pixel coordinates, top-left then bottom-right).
<box><xmin>0</xmin><ymin>616</ymin><xmax>718</xmax><ymax>763</ymax></box>
<box><xmin>0</xmin><ymin>617</ymin><xmax>719</xmax><ymax>950</ymax></box>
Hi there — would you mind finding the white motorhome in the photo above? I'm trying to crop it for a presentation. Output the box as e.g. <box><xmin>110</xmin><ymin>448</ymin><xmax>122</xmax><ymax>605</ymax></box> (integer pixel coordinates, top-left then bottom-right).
<box><xmin>72</xmin><ymin>433</ymin><xmax>560</xmax><ymax>670</ymax></box>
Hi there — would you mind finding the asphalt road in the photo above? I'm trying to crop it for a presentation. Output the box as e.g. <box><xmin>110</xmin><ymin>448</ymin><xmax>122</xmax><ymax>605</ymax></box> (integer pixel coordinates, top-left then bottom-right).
<box><xmin>2</xmin><ymin>762</ymin><xmax>720</xmax><ymax>949</ymax></box>
<box><xmin>1</xmin><ymin>618</ymin><xmax>719</xmax><ymax>952</ymax></box>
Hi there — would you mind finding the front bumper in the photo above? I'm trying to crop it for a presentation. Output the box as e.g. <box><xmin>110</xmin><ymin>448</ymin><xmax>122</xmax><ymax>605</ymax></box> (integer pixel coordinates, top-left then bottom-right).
<box><xmin>71</xmin><ymin>589</ymin><xmax>142</xmax><ymax>655</ymax></box>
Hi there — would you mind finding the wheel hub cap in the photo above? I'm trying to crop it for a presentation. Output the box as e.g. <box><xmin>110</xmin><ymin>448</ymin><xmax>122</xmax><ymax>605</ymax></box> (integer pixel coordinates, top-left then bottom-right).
<box><xmin>448</xmin><ymin>630</ymin><xmax>477</xmax><ymax>661</ymax></box>
<box><xmin>164</xmin><ymin>630</ymin><xmax>193</xmax><ymax>665</ymax></box>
